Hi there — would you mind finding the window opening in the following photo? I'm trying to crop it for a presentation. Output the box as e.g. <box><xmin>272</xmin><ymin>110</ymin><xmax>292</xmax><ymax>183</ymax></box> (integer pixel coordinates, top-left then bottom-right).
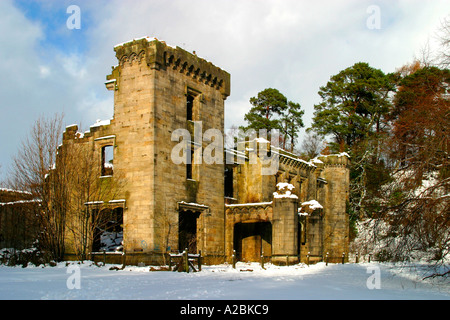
<box><xmin>224</xmin><ymin>166</ymin><xmax>233</xmax><ymax>198</ymax></box>
<box><xmin>187</xmin><ymin>94</ymin><xmax>194</xmax><ymax>121</ymax></box>
<box><xmin>101</xmin><ymin>145</ymin><xmax>114</xmax><ymax>176</ymax></box>
<box><xmin>186</xmin><ymin>147</ymin><xmax>194</xmax><ymax>180</ymax></box>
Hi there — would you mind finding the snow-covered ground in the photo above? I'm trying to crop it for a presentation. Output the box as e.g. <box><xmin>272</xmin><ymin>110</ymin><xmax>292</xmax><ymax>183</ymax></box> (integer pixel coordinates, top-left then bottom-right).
<box><xmin>0</xmin><ymin>261</ymin><xmax>448</xmax><ymax>300</ymax></box>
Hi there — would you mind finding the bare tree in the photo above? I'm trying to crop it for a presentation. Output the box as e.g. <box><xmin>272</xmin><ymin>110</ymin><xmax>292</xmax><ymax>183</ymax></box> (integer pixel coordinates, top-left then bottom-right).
<box><xmin>154</xmin><ymin>199</ymin><xmax>177</xmax><ymax>265</ymax></box>
<box><xmin>62</xmin><ymin>140</ymin><xmax>125</xmax><ymax>260</ymax></box>
<box><xmin>9</xmin><ymin>114</ymin><xmax>126</xmax><ymax>262</ymax></box>
<box><xmin>418</xmin><ymin>17</ymin><xmax>450</xmax><ymax>68</ymax></box>
<box><xmin>9</xmin><ymin>113</ymin><xmax>67</xmax><ymax>262</ymax></box>
<box><xmin>300</xmin><ymin>131</ymin><xmax>326</xmax><ymax>159</ymax></box>
<box><xmin>436</xmin><ymin>17</ymin><xmax>450</xmax><ymax>68</ymax></box>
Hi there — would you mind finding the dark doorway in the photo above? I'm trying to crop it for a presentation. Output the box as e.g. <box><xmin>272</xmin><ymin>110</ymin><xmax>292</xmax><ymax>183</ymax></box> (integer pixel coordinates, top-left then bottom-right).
<box><xmin>178</xmin><ymin>210</ymin><xmax>200</xmax><ymax>253</ymax></box>
<box><xmin>233</xmin><ymin>222</ymin><xmax>272</xmax><ymax>262</ymax></box>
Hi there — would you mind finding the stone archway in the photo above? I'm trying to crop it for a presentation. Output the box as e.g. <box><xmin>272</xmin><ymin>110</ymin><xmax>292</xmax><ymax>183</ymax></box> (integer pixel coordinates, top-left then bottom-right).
<box><xmin>225</xmin><ymin>202</ymin><xmax>273</xmax><ymax>262</ymax></box>
<box><xmin>233</xmin><ymin>221</ymin><xmax>272</xmax><ymax>262</ymax></box>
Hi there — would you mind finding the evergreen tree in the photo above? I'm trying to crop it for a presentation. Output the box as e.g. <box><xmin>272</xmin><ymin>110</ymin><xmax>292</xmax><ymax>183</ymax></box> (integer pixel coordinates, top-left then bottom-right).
<box><xmin>243</xmin><ymin>88</ymin><xmax>287</xmax><ymax>132</ymax></box>
<box><xmin>311</xmin><ymin>62</ymin><xmax>395</xmax><ymax>152</ymax></box>
<box><xmin>242</xmin><ymin>88</ymin><xmax>304</xmax><ymax>151</ymax></box>
<box><xmin>310</xmin><ymin>62</ymin><xmax>396</xmax><ymax>220</ymax></box>
<box><xmin>281</xmin><ymin>101</ymin><xmax>304</xmax><ymax>152</ymax></box>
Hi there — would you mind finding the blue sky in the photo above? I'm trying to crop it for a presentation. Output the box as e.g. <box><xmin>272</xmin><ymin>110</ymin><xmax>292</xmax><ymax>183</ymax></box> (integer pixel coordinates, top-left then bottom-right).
<box><xmin>13</xmin><ymin>0</ymin><xmax>91</xmax><ymax>55</ymax></box>
<box><xmin>0</xmin><ymin>0</ymin><xmax>449</xmax><ymax>182</ymax></box>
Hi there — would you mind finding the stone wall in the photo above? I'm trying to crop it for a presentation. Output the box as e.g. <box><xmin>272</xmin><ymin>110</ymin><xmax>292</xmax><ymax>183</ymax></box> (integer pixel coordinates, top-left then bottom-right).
<box><xmin>0</xmin><ymin>190</ymin><xmax>39</xmax><ymax>250</ymax></box>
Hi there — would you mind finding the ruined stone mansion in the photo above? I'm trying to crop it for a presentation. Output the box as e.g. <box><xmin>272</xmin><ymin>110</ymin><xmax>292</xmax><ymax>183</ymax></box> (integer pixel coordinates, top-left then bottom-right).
<box><xmin>58</xmin><ymin>37</ymin><xmax>350</xmax><ymax>265</ymax></box>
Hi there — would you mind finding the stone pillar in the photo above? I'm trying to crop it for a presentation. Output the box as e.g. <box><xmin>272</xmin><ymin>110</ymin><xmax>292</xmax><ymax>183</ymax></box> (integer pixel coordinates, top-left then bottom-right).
<box><xmin>317</xmin><ymin>154</ymin><xmax>350</xmax><ymax>263</ymax></box>
<box><xmin>271</xmin><ymin>184</ymin><xmax>299</xmax><ymax>265</ymax></box>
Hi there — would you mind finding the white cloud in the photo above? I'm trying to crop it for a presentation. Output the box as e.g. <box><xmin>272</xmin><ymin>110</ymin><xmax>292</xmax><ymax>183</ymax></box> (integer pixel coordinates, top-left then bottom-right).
<box><xmin>39</xmin><ymin>65</ymin><xmax>51</xmax><ymax>78</ymax></box>
<box><xmin>1</xmin><ymin>0</ymin><xmax>449</xmax><ymax>181</ymax></box>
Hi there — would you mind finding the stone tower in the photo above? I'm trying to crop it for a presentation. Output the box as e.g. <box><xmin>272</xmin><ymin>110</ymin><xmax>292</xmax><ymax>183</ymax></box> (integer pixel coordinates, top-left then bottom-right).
<box><xmin>105</xmin><ymin>37</ymin><xmax>230</xmax><ymax>264</ymax></box>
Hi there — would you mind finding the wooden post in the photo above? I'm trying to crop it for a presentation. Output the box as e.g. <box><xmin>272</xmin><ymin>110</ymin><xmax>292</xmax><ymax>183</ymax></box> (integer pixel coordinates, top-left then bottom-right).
<box><xmin>232</xmin><ymin>250</ymin><xmax>236</xmax><ymax>269</ymax></box>
<box><xmin>286</xmin><ymin>255</ymin><xmax>289</xmax><ymax>266</ymax></box>
<box><xmin>121</xmin><ymin>251</ymin><xmax>126</xmax><ymax>270</ymax></box>
<box><xmin>342</xmin><ymin>252</ymin><xmax>345</xmax><ymax>264</ymax></box>
<box><xmin>184</xmin><ymin>249</ymin><xmax>189</xmax><ymax>273</ymax></box>
<box><xmin>325</xmin><ymin>252</ymin><xmax>329</xmax><ymax>266</ymax></box>
<box><xmin>198</xmin><ymin>250</ymin><xmax>202</xmax><ymax>272</ymax></box>
<box><xmin>368</xmin><ymin>253</ymin><xmax>372</xmax><ymax>263</ymax></box>
<box><xmin>355</xmin><ymin>253</ymin><xmax>359</xmax><ymax>264</ymax></box>
<box><xmin>307</xmin><ymin>252</ymin><xmax>310</xmax><ymax>266</ymax></box>
<box><xmin>103</xmin><ymin>249</ymin><xmax>106</xmax><ymax>266</ymax></box>
<box><xmin>260</xmin><ymin>253</ymin><xmax>265</xmax><ymax>269</ymax></box>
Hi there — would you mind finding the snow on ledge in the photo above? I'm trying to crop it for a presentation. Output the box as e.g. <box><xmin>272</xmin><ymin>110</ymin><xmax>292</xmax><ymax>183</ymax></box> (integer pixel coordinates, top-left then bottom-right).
<box><xmin>0</xmin><ymin>188</ymin><xmax>32</xmax><ymax>195</ymax></box>
<box><xmin>273</xmin><ymin>182</ymin><xmax>298</xmax><ymax>199</ymax></box>
<box><xmin>90</xmin><ymin>119</ymin><xmax>111</xmax><ymax>128</ymax></box>
<box><xmin>301</xmin><ymin>200</ymin><xmax>323</xmax><ymax>210</ymax></box>
<box><xmin>226</xmin><ymin>201</ymin><xmax>273</xmax><ymax>207</ymax></box>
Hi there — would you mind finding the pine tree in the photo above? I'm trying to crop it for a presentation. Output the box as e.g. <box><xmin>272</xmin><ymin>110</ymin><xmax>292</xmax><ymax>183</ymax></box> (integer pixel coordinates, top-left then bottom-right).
<box><xmin>310</xmin><ymin>62</ymin><xmax>396</xmax><ymax>220</ymax></box>
<box><xmin>242</xmin><ymin>88</ymin><xmax>304</xmax><ymax>151</ymax></box>
<box><xmin>311</xmin><ymin>62</ymin><xmax>395</xmax><ymax>152</ymax></box>
<box><xmin>243</xmin><ymin>88</ymin><xmax>288</xmax><ymax>132</ymax></box>
<box><xmin>281</xmin><ymin>101</ymin><xmax>304</xmax><ymax>152</ymax></box>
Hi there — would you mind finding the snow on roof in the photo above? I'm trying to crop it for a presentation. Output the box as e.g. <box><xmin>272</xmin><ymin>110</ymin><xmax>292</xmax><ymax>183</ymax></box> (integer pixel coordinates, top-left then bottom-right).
<box><xmin>270</xmin><ymin>148</ymin><xmax>317</xmax><ymax>168</ymax></box>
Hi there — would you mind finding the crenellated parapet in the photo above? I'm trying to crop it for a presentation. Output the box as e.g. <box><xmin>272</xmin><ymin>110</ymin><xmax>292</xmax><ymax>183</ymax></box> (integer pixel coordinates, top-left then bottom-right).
<box><xmin>107</xmin><ymin>37</ymin><xmax>231</xmax><ymax>99</ymax></box>
<box><xmin>316</xmin><ymin>152</ymin><xmax>350</xmax><ymax>168</ymax></box>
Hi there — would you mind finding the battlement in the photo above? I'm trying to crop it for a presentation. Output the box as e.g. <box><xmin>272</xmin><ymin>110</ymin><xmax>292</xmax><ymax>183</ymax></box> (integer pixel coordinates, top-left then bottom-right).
<box><xmin>316</xmin><ymin>152</ymin><xmax>350</xmax><ymax>167</ymax></box>
<box><xmin>107</xmin><ymin>37</ymin><xmax>231</xmax><ymax>99</ymax></box>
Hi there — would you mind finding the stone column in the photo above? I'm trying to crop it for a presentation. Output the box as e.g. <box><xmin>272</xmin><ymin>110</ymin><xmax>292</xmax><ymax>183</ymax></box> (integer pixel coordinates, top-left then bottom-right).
<box><xmin>271</xmin><ymin>184</ymin><xmax>299</xmax><ymax>265</ymax></box>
